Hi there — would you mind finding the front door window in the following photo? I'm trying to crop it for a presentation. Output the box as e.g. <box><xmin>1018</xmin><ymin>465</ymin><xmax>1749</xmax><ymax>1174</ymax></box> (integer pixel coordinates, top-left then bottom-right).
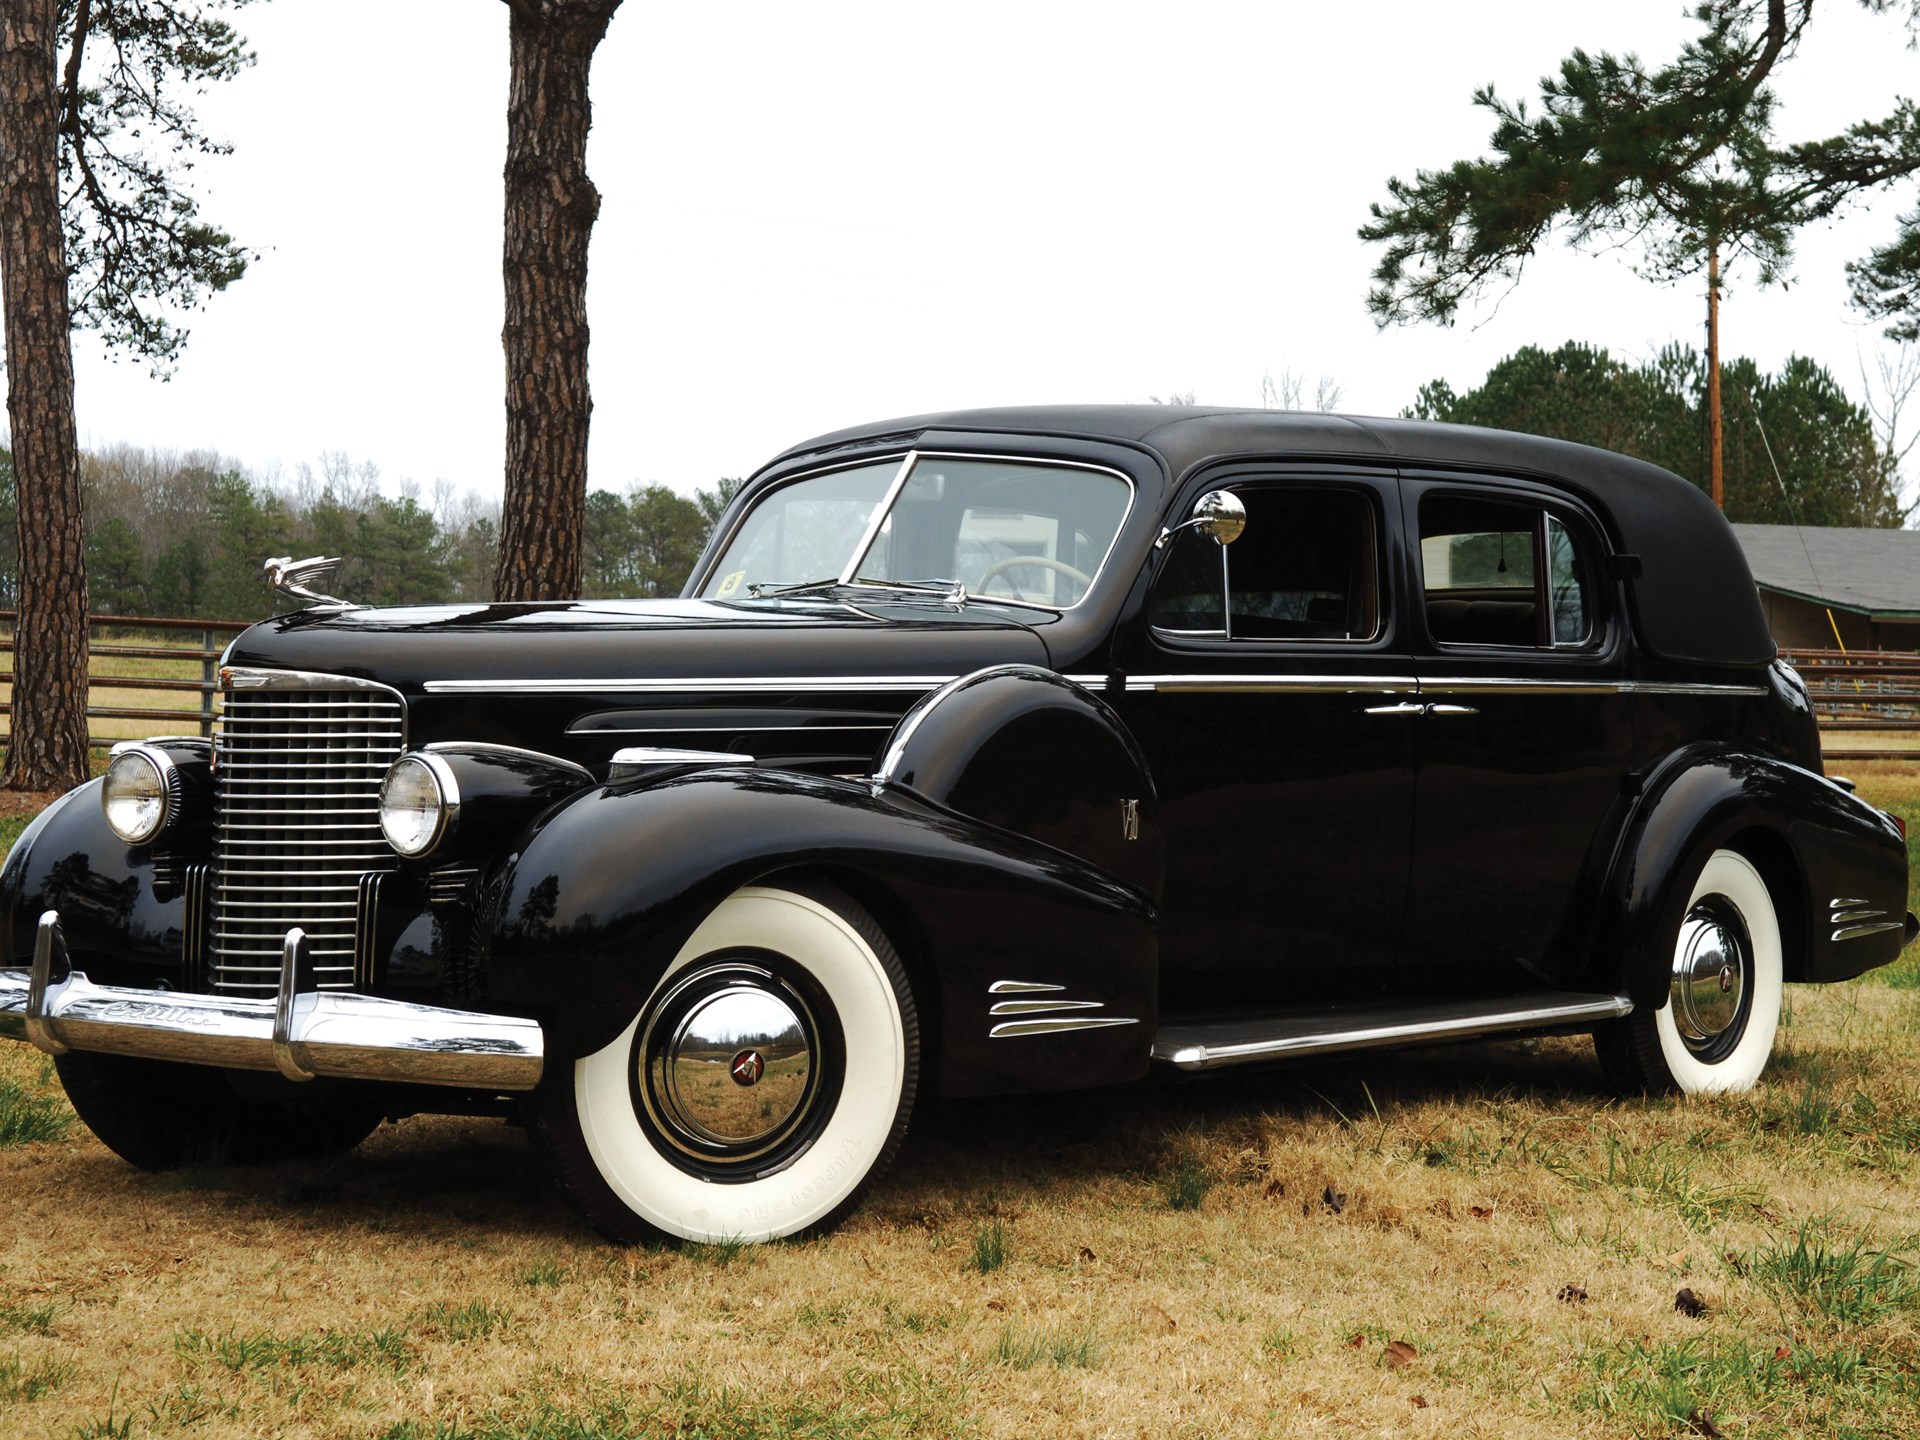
<box><xmin>1150</xmin><ymin>486</ymin><xmax>1381</xmax><ymax>642</ymax></box>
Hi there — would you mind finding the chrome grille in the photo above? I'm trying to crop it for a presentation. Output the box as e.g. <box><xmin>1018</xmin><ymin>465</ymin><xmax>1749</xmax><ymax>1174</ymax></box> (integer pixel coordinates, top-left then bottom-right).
<box><xmin>209</xmin><ymin>674</ymin><xmax>405</xmax><ymax>995</ymax></box>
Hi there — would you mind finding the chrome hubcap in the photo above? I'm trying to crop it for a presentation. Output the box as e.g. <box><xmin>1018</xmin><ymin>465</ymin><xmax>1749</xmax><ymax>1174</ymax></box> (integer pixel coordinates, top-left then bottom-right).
<box><xmin>639</xmin><ymin>963</ymin><xmax>818</xmax><ymax>1162</ymax></box>
<box><xmin>1670</xmin><ymin>903</ymin><xmax>1748</xmax><ymax>1049</ymax></box>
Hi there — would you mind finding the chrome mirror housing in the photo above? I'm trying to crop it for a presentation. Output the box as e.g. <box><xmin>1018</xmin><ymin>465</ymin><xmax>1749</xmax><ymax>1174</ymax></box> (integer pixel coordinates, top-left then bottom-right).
<box><xmin>1156</xmin><ymin>490</ymin><xmax>1247</xmax><ymax>549</ymax></box>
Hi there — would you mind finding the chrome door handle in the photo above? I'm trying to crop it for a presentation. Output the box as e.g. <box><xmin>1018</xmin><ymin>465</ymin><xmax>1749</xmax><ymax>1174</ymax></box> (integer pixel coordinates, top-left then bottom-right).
<box><xmin>1362</xmin><ymin>701</ymin><xmax>1426</xmax><ymax>716</ymax></box>
<box><xmin>1427</xmin><ymin>703</ymin><xmax>1479</xmax><ymax>716</ymax></box>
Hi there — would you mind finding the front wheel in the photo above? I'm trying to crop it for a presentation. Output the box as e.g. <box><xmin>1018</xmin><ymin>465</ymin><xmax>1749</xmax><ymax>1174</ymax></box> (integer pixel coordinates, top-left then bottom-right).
<box><xmin>532</xmin><ymin>884</ymin><xmax>919</xmax><ymax>1244</ymax></box>
<box><xmin>55</xmin><ymin>1051</ymin><xmax>387</xmax><ymax>1170</ymax></box>
<box><xmin>1595</xmin><ymin>847</ymin><xmax>1784</xmax><ymax>1095</ymax></box>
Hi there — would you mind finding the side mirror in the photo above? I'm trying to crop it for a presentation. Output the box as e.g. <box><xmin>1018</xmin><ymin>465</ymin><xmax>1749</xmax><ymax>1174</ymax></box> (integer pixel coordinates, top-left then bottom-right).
<box><xmin>1155</xmin><ymin>490</ymin><xmax>1247</xmax><ymax>549</ymax></box>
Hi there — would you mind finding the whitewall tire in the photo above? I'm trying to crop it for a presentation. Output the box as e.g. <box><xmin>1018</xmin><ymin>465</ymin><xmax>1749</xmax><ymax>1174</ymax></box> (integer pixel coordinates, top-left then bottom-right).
<box><xmin>535</xmin><ymin>884</ymin><xmax>919</xmax><ymax>1244</ymax></box>
<box><xmin>1596</xmin><ymin>847</ymin><xmax>1783</xmax><ymax>1095</ymax></box>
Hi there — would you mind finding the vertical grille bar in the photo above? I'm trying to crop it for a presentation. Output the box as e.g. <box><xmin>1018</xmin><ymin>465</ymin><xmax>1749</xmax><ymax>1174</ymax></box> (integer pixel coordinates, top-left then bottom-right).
<box><xmin>209</xmin><ymin>673</ymin><xmax>406</xmax><ymax>995</ymax></box>
<box><xmin>181</xmin><ymin>862</ymin><xmax>209</xmax><ymax>992</ymax></box>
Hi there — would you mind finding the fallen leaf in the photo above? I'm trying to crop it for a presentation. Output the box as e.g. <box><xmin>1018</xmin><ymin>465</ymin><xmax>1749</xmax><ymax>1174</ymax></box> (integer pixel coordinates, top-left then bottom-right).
<box><xmin>1385</xmin><ymin>1340</ymin><xmax>1417</xmax><ymax>1368</ymax></box>
<box><xmin>1773</xmin><ymin>1345</ymin><xmax>1792</xmax><ymax>1361</ymax></box>
<box><xmin>1410</xmin><ymin>1395</ymin><xmax>1429</xmax><ymax>1409</ymax></box>
<box><xmin>1658</xmin><ymin>1249</ymin><xmax>1691</xmax><ymax>1269</ymax></box>
<box><xmin>1144</xmin><ymin>1303</ymin><xmax>1177</xmax><ymax>1334</ymax></box>
<box><xmin>1686</xmin><ymin>1407</ymin><xmax>1723</xmax><ymax>1437</ymax></box>
<box><xmin>986</xmin><ymin>1298</ymin><xmax>1007</xmax><ymax>1312</ymax></box>
<box><xmin>1558</xmin><ymin>1284</ymin><xmax>1589</xmax><ymax>1303</ymax></box>
<box><xmin>1675</xmin><ymin>1288</ymin><xmax>1709</xmax><ymax>1318</ymax></box>
<box><xmin>1078</xmin><ymin>1246</ymin><xmax>1096</xmax><ymax>1263</ymax></box>
<box><xmin>1323</xmin><ymin>1186</ymin><xmax>1347</xmax><ymax>1214</ymax></box>
<box><xmin>1346</xmin><ymin>1333</ymin><xmax>1367</xmax><ymax>1349</ymax></box>
<box><xmin>1469</xmin><ymin>1205</ymin><xmax>1495</xmax><ymax>1220</ymax></box>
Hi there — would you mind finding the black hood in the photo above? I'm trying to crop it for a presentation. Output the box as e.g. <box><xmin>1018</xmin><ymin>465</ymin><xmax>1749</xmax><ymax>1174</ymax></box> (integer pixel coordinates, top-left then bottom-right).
<box><xmin>223</xmin><ymin>597</ymin><xmax>1055</xmax><ymax>696</ymax></box>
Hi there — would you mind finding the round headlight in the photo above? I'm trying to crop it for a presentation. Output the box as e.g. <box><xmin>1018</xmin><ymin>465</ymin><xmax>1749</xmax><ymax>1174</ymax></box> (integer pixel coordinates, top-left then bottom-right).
<box><xmin>102</xmin><ymin>744</ymin><xmax>178</xmax><ymax>845</ymax></box>
<box><xmin>379</xmin><ymin>753</ymin><xmax>459</xmax><ymax>858</ymax></box>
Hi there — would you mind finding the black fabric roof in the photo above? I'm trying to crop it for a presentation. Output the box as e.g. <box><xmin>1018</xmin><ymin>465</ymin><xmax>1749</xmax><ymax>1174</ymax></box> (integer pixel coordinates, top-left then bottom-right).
<box><xmin>775</xmin><ymin>406</ymin><xmax>1775</xmax><ymax>668</ymax></box>
<box><xmin>1731</xmin><ymin>524</ymin><xmax>1920</xmax><ymax>619</ymax></box>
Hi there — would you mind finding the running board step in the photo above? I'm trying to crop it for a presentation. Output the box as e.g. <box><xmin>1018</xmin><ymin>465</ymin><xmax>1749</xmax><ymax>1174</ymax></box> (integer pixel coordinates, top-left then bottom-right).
<box><xmin>1151</xmin><ymin>991</ymin><xmax>1632</xmax><ymax>1072</ymax></box>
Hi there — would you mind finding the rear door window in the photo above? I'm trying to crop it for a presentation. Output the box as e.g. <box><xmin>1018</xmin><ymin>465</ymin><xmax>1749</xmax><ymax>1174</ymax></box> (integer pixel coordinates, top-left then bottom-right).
<box><xmin>1417</xmin><ymin>493</ymin><xmax>1594</xmax><ymax>649</ymax></box>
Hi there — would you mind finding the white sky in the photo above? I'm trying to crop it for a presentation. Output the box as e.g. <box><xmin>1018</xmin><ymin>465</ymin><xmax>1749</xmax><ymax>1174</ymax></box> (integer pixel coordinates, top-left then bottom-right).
<box><xmin>55</xmin><ymin>0</ymin><xmax>1920</xmax><ymax>505</ymax></box>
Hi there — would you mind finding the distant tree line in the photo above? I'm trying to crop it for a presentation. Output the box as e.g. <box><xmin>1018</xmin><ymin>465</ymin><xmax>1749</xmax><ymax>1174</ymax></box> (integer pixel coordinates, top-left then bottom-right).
<box><xmin>0</xmin><ymin>444</ymin><xmax>740</xmax><ymax>619</ymax></box>
<box><xmin>1408</xmin><ymin>343</ymin><xmax>1910</xmax><ymax>528</ymax></box>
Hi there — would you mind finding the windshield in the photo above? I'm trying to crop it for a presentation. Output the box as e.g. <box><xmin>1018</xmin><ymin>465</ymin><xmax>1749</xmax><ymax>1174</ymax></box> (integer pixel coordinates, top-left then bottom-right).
<box><xmin>701</xmin><ymin>454</ymin><xmax>1133</xmax><ymax>608</ymax></box>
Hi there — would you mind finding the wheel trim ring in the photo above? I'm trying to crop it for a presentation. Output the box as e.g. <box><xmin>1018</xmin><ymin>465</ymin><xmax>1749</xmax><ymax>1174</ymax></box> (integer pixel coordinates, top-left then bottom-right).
<box><xmin>633</xmin><ymin>957</ymin><xmax>838</xmax><ymax>1176</ymax></box>
<box><xmin>1668</xmin><ymin>898</ymin><xmax>1755</xmax><ymax>1064</ymax></box>
<box><xmin>652</xmin><ymin>978</ymin><xmax>816</xmax><ymax>1149</ymax></box>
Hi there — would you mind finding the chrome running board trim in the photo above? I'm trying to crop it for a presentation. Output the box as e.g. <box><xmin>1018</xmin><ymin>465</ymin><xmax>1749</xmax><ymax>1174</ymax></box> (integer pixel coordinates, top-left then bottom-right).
<box><xmin>1151</xmin><ymin>992</ymin><xmax>1632</xmax><ymax>1072</ymax></box>
<box><xmin>1</xmin><ymin>911</ymin><xmax>543</xmax><ymax>1091</ymax></box>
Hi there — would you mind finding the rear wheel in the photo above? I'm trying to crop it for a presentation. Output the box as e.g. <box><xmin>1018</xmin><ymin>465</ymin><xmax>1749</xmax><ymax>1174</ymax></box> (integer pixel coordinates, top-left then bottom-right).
<box><xmin>55</xmin><ymin>1052</ymin><xmax>386</xmax><ymax>1170</ymax></box>
<box><xmin>1595</xmin><ymin>847</ymin><xmax>1783</xmax><ymax>1095</ymax></box>
<box><xmin>532</xmin><ymin>884</ymin><xmax>919</xmax><ymax>1245</ymax></box>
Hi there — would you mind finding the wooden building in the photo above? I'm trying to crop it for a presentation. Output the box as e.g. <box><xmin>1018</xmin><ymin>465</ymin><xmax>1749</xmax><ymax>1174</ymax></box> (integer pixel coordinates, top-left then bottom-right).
<box><xmin>1730</xmin><ymin>524</ymin><xmax>1920</xmax><ymax>653</ymax></box>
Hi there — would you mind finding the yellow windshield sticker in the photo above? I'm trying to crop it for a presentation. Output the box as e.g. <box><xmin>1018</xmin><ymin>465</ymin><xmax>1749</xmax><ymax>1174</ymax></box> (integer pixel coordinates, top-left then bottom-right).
<box><xmin>717</xmin><ymin>570</ymin><xmax>745</xmax><ymax>598</ymax></box>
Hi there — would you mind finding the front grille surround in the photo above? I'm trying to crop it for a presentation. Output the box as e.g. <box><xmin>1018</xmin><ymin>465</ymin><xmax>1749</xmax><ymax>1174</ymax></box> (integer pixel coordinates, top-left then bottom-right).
<box><xmin>209</xmin><ymin>669</ymin><xmax>407</xmax><ymax>995</ymax></box>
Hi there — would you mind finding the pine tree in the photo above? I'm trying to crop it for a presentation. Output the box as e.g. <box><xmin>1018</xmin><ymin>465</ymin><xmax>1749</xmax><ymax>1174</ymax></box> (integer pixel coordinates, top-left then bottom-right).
<box><xmin>1361</xmin><ymin>1</ymin><xmax>1920</xmax><ymax>511</ymax></box>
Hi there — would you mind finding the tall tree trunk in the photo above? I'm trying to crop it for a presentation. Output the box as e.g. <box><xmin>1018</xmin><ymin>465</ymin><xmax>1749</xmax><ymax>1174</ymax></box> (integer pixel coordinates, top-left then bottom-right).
<box><xmin>1707</xmin><ymin>240</ymin><xmax>1724</xmax><ymax>511</ymax></box>
<box><xmin>495</xmin><ymin>0</ymin><xmax>621</xmax><ymax>602</ymax></box>
<box><xmin>0</xmin><ymin>0</ymin><xmax>91</xmax><ymax>791</ymax></box>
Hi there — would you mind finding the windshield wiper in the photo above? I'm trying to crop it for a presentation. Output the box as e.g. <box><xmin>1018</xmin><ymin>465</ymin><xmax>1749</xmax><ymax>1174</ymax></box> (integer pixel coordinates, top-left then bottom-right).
<box><xmin>747</xmin><ymin>576</ymin><xmax>967</xmax><ymax>604</ymax></box>
<box><xmin>746</xmin><ymin>577</ymin><xmax>841</xmax><ymax>598</ymax></box>
<box><xmin>851</xmin><ymin>576</ymin><xmax>967</xmax><ymax>603</ymax></box>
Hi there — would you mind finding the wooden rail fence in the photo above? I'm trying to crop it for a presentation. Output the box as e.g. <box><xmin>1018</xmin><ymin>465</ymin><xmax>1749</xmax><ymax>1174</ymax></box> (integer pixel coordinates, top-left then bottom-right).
<box><xmin>1779</xmin><ymin>647</ymin><xmax>1920</xmax><ymax>761</ymax></box>
<box><xmin>0</xmin><ymin>611</ymin><xmax>252</xmax><ymax>748</ymax></box>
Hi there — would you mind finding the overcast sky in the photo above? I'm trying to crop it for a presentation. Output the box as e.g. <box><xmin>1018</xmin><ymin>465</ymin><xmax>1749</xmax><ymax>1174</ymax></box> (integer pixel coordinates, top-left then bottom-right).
<box><xmin>53</xmin><ymin>0</ymin><xmax>1920</xmax><ymax>507</ymax></box>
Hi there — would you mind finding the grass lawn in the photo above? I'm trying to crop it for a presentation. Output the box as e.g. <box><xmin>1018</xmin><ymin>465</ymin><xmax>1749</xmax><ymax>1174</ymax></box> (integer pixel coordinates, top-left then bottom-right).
<box><xmin>0</xmin><ymin>776</ymin><xmax>1916</xmax><ymax>1438</ymax></box>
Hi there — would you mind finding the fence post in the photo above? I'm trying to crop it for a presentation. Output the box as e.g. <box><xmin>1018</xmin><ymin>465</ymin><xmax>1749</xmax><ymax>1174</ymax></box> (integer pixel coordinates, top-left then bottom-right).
<box><xmin>200</xmin><ymin>628</ymin><xmax>217</xmax><ymax>739</ymax></box>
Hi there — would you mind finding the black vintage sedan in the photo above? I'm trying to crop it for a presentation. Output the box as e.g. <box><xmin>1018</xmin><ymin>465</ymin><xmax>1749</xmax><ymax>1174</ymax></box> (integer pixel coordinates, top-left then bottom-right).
<box><xmin>2</xmin><ymin>407</ymin><xmax>1913</xmax><ymax>1244</ymax></box>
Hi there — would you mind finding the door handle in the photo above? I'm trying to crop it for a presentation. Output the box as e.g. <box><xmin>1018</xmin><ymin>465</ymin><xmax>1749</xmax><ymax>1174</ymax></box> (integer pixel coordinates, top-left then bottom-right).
<box><xmin>1426</xmin><ymin>703</ymin><xmax>1479</xmax><ymax>716</ymax></box>
<box><xmin>1362</xmin><ymin>701</ymin><xmax>1426</xmax><ymax>716</ymax></box>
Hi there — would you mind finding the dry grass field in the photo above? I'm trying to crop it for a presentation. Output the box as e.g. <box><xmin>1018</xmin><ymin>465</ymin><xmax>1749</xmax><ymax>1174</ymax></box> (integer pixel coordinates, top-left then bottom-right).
<box><xmin>0</xmin><ymin>774</ymin><xmax>1916</xmax><ymax>1439</ymax></box>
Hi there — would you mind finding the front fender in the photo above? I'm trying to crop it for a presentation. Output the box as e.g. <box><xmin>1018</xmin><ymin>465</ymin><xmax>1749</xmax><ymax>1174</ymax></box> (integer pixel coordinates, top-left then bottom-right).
<box><xmin>0</xmin><ymin>781</ymin><xmax>199</xmax><ymax>986</ymax></box>
<box><xmin>480</xmin><ymin>768</ymin><xmax>1157</xmax><ymax>1097</ymax></box>
<box><xmin>876</xmin><ymin>666</ymin><xmax>1163</xmax><ymax>899</ymax></box>
<box><xmin>1607</xmin><ymin>749</ymin><xmax>1907</xmax><ymax>1007</ymax></box>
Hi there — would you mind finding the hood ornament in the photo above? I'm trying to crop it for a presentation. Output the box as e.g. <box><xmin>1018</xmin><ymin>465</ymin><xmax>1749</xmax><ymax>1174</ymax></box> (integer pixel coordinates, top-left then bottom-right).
<box><xmin>264</xmin><ymin>555</ymin><xmax>362</xmax><ymax>611</ymax></box>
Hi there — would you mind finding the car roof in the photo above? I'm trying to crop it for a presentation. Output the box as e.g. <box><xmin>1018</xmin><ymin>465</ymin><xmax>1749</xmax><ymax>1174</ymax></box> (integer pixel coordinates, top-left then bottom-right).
<box><xmin>773</xmin><ymin>405</ymin><xmax>1774</xmax><ymax>669</ymax></box>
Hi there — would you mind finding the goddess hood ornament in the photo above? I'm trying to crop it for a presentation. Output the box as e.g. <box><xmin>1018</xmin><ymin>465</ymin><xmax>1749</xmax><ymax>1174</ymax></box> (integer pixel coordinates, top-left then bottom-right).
<box><xmin>263</xmin><ymin>555</ymin><xmax>360</xmax><ymax>611</ymax></box>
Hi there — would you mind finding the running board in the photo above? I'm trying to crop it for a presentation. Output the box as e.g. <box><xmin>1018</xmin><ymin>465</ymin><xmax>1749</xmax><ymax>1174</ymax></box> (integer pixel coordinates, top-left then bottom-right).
<box><xmin>1151</xmin><ymin>991</ymin><xmax>1632</xmax><ymax>1072</ymax></box>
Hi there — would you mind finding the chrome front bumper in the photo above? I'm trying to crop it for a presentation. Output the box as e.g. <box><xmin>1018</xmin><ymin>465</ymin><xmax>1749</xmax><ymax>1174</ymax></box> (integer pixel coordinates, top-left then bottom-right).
<box><xmin>0</xmin><ymin>911</ymin><xmax>543</xmax><ymax>1091</ymax></box>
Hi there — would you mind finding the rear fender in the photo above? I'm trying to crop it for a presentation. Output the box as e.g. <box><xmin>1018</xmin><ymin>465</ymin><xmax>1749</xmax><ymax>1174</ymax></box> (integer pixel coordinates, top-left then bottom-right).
<box><xmin>481</xmin><ymin>768</ymin><xmax>1157</xmax><ymax>1097</ymax></box>
<box><xmin>1601</xmin><ymin>750</ymin><xmax>1907</xmax><ymax>1007</ymax></box>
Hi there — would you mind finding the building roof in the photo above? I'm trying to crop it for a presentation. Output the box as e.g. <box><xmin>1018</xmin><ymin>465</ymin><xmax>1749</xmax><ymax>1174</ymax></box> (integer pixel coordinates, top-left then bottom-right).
<box><xmin>1731</xmin><ymin>524</ymin><xmax>1920</xmax><ymax>620</ymax></box>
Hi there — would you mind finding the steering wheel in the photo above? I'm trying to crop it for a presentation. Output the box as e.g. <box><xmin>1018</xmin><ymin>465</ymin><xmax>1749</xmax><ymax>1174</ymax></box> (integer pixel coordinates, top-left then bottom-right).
<box><xmin>977</xmin><ymin>554</ymin><xmax>1094</xmax><ymax>602</ymax></box>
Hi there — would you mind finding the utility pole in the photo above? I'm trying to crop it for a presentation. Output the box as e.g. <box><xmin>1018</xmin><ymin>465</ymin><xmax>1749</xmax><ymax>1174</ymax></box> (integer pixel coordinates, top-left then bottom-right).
<box><xmin>1707</xmin><ymin>239</ymin><xmax>1724</xmax><ymax>510</ymax></box>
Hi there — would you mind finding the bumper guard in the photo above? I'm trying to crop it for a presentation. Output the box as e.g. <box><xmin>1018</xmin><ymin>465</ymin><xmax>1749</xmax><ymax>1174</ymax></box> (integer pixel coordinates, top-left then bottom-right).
<box><xmin>0</xmin><ymin>911</ymin><xmax>543</xmax><ymax>1091</ymax></box>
